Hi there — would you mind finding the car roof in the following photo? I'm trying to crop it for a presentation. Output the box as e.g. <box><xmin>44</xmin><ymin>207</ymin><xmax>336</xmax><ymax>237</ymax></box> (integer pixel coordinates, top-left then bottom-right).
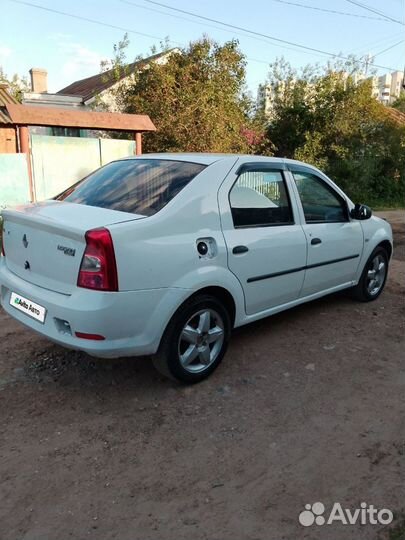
<box><xmin>117</xmin><ymin>153</ymin><xmax>324</xmax><ymax>177</ymax></box>
<box><xmin>119</xmin><ymin>153</ymin><xmax>290</xmax><ymax>166</ymax></box>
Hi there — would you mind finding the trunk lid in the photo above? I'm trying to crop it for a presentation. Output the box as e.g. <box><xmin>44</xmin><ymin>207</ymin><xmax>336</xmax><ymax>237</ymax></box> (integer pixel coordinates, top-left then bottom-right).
<box><xmin>2</xmin><ymin>201</ymin><xmax>145</xmax><ymax>294</ymax></box>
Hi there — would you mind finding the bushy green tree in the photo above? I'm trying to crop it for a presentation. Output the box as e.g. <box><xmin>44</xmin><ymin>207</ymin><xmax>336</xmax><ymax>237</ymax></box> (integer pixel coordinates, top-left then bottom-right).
<box><xmin>262</xmin><ymin>58</ymin><xmax>405</xmax><ymax>207</ymax></box>
<box><xmin>113</xmin><ymin>37</ymin><xmax>263</xmax><ymax>153</ymax></box>
<box><xmin>392</xmin><ymin>92</ymin><xmax>405</xmax><ymax>114</ymax></box>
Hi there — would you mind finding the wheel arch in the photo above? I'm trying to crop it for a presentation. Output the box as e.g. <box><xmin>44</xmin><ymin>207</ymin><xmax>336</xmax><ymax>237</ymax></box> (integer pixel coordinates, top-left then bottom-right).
<box><xmin>377</xmin><ymin>239</ymin><xmax>393</xmax><ymax>260</ymax></box>
<box><xmin>157</xmin><ymin>285</ymin><xmax>237</xmax><ymax>350</ymax></box>
<box><xmin>355</xmin><ymin>220</ymin><xmax>393</xmax><ymax>283</ymax></box>
<box><xmin>186</xmin><ymin>286</ymin><xmax>236</xmax><ymax>327</ymax></box>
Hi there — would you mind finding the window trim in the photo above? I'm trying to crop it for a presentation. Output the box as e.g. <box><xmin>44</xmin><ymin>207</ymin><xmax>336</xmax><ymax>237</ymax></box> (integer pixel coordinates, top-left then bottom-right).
<box><xmin>235</xmin><ymin>161</ymin><xmax>288</xmax><ymax>175</ymax></box>
<box><xmin>289</xmin><ymin>166</ymin><xmax>349</xmax><ymax>224</ymax></box>
<box><xmin>228</xmin><ymin>166</ymin><xmax>295</xmax><ymax>229</ymax></box>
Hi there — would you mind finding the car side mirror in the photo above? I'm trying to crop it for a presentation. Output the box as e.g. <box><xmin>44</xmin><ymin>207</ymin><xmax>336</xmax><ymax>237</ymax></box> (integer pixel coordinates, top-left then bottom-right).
<box><xmin>350</xmin><ymin>203</ymin><xmax>372</xmax><ymax>220</ymax></box>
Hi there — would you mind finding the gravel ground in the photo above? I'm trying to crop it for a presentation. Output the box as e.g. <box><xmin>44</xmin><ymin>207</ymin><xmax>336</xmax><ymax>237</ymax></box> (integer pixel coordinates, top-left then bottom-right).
<box><xmin>0</xmin><ymin>210</ymin><xmax>404</xmax><ymax>540</ymax></box>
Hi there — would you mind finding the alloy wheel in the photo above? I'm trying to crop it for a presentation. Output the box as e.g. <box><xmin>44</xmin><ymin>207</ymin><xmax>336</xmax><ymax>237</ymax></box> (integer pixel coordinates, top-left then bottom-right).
<box><xmin>178</xmin><ymin>309</ymin><xmax>225</xmax><ymax>373</ymax></box>
<box><xmin>366</xmin><ymin>254</ymin><xmax>387</xmax><ymax>296</ymax></box>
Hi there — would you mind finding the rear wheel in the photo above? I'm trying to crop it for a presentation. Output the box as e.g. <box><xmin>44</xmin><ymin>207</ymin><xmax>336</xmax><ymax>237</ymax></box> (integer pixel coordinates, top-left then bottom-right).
<box><xmin>351</xmin><ymin>246</ymin><xmax>388</xmax><ymax>302</ymax></box>
<box><xmin>153</xmin><ymin>295</ymin><xmax>231</xmax><ymax>383</ymax></box>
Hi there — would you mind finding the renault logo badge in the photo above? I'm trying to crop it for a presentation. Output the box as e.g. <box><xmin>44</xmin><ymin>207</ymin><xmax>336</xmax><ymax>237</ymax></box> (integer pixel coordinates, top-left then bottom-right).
<box><xmin>22</xmin><ymin>234</ymin><xmax>28</xmax><ymax>248</ymax></box>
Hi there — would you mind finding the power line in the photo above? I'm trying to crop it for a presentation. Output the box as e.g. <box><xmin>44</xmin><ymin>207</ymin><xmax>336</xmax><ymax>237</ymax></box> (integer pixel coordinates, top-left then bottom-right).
<box><xmin>373</xmin><ymin>39</ymin><xmax>404</xmax><ymax>57</ymax></box>
<box><xmin>350</xmin><ymin>31</ymin><xmax>404</xmax><ymax>54</ymax></box>
<box><xmin>6</xmin><ymin>0</ymin><xmax>402</xmax><ymax>73</ymax></box>
<box><xmin>345</xmin><ymin>0</ymin><xmax>403</xmax><ymax>20</ymax></box>
<box><xmin>121</xmin><ymin>0</ymin><xmax>299</xmax><ymax>48</ymax></box>
<box><xmin>345</xmin><ymin>0</ymin><xmax>403</xmax><ymax>21</ymax></box>
<box><xmin>120</xmin><ymin>0</ymin><xmax>340</xmax><ymax>60</ymax></box>
<box><xmin>13</xmin><ymin>0</ymin><xmax>311</xmax><ymax>63</ymax></box>
<box><xmin>344</xmin><ymin>0</ymin><xmax>404</xmax><ymax>25</ymax></box>
<box><xmin>124</xmin><ymin>0</ymin><xmax>404</xmax><ymax>62</ymax></box>
<box><xmin>141</xmin><ymin>0</ymin><xmax>402</xmax><ymax>70</ymax></box>
<box><xmin>7</xmin><ymin>0</ymin><xmax>182</xmax><ymax>45</ymax></box>
<box><xmin>270</xmin><ymin>0</ymin><xmax>391</xmax><ymax>21</ymax></box>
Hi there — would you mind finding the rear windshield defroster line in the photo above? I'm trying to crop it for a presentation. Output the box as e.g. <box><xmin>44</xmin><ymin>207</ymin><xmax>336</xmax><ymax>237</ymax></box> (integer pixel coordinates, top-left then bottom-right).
<box><xmin>56</xmin><ymin>159</ymin><xmax>206</xmax><ymax>216</ymax></box>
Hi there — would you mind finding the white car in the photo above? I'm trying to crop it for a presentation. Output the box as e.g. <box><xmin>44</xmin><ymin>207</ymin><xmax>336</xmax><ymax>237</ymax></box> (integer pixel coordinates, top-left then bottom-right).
<box><xmin>0</xmin><ymin>154</ymin><xmax>393</xmax><ymax>383</ymax></box>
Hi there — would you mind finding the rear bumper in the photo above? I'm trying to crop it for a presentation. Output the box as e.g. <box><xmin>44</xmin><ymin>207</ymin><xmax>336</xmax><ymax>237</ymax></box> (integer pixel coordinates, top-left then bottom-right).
<box><xmin>0</xmin><ymin>259</ymin><xmax>190</xmax><ymax>358</ymax></box>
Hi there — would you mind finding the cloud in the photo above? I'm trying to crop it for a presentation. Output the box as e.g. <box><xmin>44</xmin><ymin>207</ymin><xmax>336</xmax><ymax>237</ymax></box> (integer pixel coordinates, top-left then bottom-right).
<box><xmin>45</xmin><ymin>36</ymin><xmax>109</xmax><ymax>91</ymax></box>
<box><xmin>58</xmin><ymin>41</ymin><xmax>106</xmax><ymax>79</ymax></box>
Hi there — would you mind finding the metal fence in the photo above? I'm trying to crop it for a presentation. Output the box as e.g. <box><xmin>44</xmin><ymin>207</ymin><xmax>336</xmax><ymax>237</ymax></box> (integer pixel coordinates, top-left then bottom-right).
<box><xmin>237</xmin><ymin>171</ymin><xmax>282</xmax><ymax>202</ymax></box>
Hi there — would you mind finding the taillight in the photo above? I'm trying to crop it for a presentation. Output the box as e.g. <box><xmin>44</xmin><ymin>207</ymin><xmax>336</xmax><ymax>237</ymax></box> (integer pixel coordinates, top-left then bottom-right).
<box><xmin>77</xmin><ymin>228</ymin><xmax>118</xmax><ymax>291</ymax></box>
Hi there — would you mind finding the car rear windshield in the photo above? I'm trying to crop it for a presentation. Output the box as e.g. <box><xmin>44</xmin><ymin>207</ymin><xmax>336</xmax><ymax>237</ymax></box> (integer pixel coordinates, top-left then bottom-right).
<box><xmin>56</xmin><ymin>159</ymin><xmax>206</xmax><ymax>216</ymax></box>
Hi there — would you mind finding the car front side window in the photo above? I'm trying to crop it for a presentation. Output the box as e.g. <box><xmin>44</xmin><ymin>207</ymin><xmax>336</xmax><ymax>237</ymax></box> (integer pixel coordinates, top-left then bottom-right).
<box><xmin>292</xmin><ymin>171</ymin><xmax>348</xmax><ymax>223</ymax></box>
<box><xmin>229</xmin><ymin>169</ymin><xmax>293</xmax><ymax>228</ymax></box>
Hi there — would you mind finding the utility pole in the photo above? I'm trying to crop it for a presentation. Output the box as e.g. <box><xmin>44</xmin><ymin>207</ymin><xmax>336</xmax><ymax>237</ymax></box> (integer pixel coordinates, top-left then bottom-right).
<box><xmin>364</xmin><ymin>54</ymin><xmax>373</xmax><ymax>77</ymax></box>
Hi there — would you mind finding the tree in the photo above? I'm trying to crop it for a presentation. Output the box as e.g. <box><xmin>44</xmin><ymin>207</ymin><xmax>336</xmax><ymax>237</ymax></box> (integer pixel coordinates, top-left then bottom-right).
<box><xmin>392</xmin><ymin>92</ymin><xmax>405</xmax><ymax>114</ymax></box>
<box><xmin>261</xmin><ymin>57</ymin><xmax>405</xmax><ymax>206</ymax></box>
<box><xmin>113</xmin><ymin>37</ymin><xmax>263</xmax><ymax>153</ymax></box>
<box><xmin>0</xmin><ymin>67</ymin><xmax>30</xmax><ymax>102</ymax></box>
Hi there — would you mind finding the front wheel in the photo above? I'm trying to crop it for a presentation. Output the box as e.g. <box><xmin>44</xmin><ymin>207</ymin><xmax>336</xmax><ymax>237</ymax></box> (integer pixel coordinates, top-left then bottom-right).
<box><xmin>153</xmin><ymin>295</ymin><xmax>231</xmax><ymax>383</ymax></box>
<box><xmin>351</xmin><ymin>246</ymin><xmax>389</xmax><ymax>302</ymax></box>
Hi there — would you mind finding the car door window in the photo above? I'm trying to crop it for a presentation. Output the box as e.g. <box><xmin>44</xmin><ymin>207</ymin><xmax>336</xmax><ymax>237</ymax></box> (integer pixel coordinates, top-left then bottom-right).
<box><xmin>292</xmin><ymin>171</ymin><xmax>348</xmax><ymax>223</ymax></box>
<box><xmin>229</xmin><ymin>170</ymin><xmax>293</xmax><ymax>228</ymax></box>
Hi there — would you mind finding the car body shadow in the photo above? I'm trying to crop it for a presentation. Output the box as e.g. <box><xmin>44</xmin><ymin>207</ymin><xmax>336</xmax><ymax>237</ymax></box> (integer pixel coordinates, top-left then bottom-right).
<box><xmin>21</xmin><ymin>289</ymin><xmax>353</xmax><ymax>393</ymax></box>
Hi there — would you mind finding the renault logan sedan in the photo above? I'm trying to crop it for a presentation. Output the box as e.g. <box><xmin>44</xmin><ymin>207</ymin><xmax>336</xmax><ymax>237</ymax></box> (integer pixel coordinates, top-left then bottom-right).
<box><xmin>0</xmin><ymin>154</ymin><xmax>393</xmax><ymax>383</ymax></box>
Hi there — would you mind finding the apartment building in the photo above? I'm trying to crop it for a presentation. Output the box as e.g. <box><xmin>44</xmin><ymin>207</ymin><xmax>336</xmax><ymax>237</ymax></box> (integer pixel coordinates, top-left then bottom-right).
<box><xmin>258</xmin><ymin>70</ymin><xmax>405</xmax><ymax>117</ymax></box>
<box><xmin>370</xmin><ymin>71</ymin><xmax>404</xmax><ymax>105</ymax></box>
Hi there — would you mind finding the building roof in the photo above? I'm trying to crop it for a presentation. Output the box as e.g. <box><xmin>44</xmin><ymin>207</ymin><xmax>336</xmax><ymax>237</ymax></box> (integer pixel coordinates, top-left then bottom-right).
<box><xmin>4</xmin><ymin>103</ymin><xmax>156</xmax><ymax>132</ymax></box>
<box><xmin>23</xmin><ymin>92</ymin><xmax>84</xmax><ymax>109</ymax></box>
<box><xmin>384</xmin><ymin>107</ymin><xmax>405</xmax><ymax>126</ymax></box>
<box><xmin>56</xmin><ymin>50</ymin><xmax>176</xmax><ymax>102</ymax></box>
<box><xmin>0</xmin><ymin>84</ymin><xmax>19</xmax><ymax>124</ymax></box>
<box><xmin>0</xmin><ymin>84</ymin><xmax>19</xmax><ymax>105</ymax></box>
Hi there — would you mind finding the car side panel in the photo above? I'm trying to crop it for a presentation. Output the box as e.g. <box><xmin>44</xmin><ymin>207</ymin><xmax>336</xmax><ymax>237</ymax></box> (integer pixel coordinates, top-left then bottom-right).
<box><xmin>354</xmin><ymin>216</ymin><xmax>393</xmax><ymax>281</ymax></box>
<box><xmin>217</xmin><ymin>158</ymin><xmax>308</xmax><ymax>315</ymax></box>
<box><xmin>109</xmin><ymin>158</ymin><xmax>238</xmax><ymax>292</ymax></box>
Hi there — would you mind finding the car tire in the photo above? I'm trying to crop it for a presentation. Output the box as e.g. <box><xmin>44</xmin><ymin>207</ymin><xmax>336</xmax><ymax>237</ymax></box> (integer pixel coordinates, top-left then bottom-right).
<box><xmin>153</xmin><ymin>294</ymin><xmax>231</xmax><ymax>383</ymax></box>
<box><xmin>351</xmin><ymin>246</ymin><xmax>389</xmax><ymax>302</ymax></box>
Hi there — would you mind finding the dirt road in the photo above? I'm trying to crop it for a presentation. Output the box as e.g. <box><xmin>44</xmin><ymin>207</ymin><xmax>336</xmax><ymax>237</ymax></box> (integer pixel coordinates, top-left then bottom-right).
<box><xmin>0</xmin><ymin>211</ymin><xmax>404</xmax><ymax>540</ymax></box>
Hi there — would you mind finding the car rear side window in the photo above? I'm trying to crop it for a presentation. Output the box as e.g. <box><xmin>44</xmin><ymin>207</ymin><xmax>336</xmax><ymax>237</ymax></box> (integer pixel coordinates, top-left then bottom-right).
<box><xmin>57</xmin><ymin>159</ymin><xmax>206</xmax><ymax>216</ymax></box>
<box><xmin>229</xmin><ymin>169</ymin><xmax>293</xmax><ymax>228</ymax></box>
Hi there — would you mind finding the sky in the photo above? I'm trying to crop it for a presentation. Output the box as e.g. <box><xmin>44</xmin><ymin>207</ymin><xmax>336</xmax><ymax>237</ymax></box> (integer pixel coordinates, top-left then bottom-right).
<box><xmin>1</xmin><ymin>0</ymin><xmax>404</xmax><ymax>97</ymax></box>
